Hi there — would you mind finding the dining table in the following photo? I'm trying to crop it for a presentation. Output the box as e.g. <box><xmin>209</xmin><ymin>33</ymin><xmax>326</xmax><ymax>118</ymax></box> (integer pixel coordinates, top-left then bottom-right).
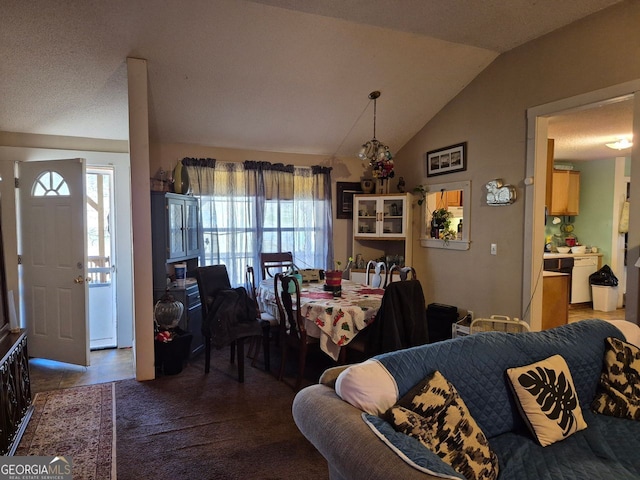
<box><xmin>257</xmin><ymin>278</ymin><xmax>385</xmax><ymax>361</ymax></box>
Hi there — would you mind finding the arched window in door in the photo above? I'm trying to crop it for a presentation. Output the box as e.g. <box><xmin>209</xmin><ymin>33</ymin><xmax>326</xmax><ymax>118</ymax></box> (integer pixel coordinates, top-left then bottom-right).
<box><xmin>32</xmin><ymin>171</ymin><xmax>70</xmax><ymax>197</ymax></box>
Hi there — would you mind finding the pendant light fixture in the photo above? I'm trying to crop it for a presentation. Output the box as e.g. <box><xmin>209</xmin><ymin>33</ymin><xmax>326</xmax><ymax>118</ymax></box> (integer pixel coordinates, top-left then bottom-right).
<box><xmin>357</xmin><ymin>91</ymin><xmax>392</xmax><ymax>165</ymax></box>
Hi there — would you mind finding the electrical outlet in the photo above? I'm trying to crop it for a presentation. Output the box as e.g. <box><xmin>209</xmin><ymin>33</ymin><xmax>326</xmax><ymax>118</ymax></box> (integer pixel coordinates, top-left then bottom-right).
<box><xmin>491</xmin><ymin>243</ymin><xmax>497</xmax><ymax>255</ymax></box>
<box><xmin>467</xmin><ymin>310</ymin><xmax>474</xmax><ymax>321</ymax></box>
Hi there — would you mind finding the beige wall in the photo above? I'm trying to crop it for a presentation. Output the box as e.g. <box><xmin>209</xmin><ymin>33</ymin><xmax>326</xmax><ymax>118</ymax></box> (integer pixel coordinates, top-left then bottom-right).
<box><xmin>394</xmin><ymin>1</ymin><xmax>640</xmax><ymax>321</ymax></box>
<box><xmin>150</xmin><ymin>142</ymin><xmax>367</xmax><ymax>270</ymax></box>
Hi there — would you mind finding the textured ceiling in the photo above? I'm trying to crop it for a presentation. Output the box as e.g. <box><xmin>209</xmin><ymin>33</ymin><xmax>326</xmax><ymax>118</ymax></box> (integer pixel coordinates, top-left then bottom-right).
<box><xmin>548</xmin><ymin>97</ymin><xmax>634</xmax><ymax>161</ymax></box>
<box><xmin>0</xmin><ymin>0</ymin><xmax>626</xmax><ymax>159</ymax></box>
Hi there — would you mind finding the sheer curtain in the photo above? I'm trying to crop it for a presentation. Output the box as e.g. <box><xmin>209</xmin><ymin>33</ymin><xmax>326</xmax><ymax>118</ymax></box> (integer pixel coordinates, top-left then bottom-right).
<box><xmin>183</xmin><ymin>158</ymin><xmax>332</xmax><ymax>286</ymax></box>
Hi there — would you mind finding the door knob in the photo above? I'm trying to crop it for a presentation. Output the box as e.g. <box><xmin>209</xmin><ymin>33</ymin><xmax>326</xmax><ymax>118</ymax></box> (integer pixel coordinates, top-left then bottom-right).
<box><xmin>74</xmin><ymin>276</ymin><xmax>91</xmax><ymax>284</ymax></box>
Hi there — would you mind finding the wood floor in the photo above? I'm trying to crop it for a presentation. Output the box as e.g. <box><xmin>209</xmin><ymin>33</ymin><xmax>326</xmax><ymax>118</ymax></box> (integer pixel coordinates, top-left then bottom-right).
<box><xmin>29</xmin><ymin>348</ymin><xmax>134</xmax><ymax>394</ymax></box>
<box><xmin>568</xmin><ymin>303</ymin><xmax>627</xmax><ymax>323</ymax></box>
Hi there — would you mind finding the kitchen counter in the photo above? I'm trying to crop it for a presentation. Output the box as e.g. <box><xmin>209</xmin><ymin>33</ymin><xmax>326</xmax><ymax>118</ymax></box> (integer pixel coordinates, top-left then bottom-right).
<box><xmin>543</xmin><ymin>270</ymin><xmax>570</xmax><ymax>277</ymax></box>
<box><xmin>543</xmin><ymin>252</ymin><xmax>603</xmax><ymax>259</ymax></box>
<box><xmin>542</xmin><ymin>271</ymin><xmax>570</xmax><ymax>330</ymax></box>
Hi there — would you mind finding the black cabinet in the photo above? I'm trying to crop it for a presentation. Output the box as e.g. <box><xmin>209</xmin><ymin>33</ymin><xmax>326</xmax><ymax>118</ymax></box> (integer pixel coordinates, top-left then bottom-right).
<box><xmin>151</xmin><ymin>191</ymin><xmax>203</xmax><ymax>358</ymax></box>
<box><xmin>0</xmin><ymin>330</ymin><xmax>33</xmax><ymax>455</ymax></box>
<box><xmin>151</xmin><ymin>192</ymin><xmax>202</xmax><ymax>291</ymax></box>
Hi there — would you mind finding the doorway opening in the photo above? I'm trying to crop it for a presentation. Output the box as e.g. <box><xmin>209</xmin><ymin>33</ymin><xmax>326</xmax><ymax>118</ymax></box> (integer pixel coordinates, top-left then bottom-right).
<box><xmin>524</xmin><ymin>81</ymin><xmax>640</xmax><ymax>330</ymax></box>
<box><xmin>87</xmin><ymin>167</ymin><xmax>117</xmax><ymax>350</ymax></box>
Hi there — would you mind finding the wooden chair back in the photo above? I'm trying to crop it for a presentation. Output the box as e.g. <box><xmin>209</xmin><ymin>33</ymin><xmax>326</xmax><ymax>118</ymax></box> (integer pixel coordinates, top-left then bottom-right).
<box><xmin>274</xmin><ymin>273</ymin><xmax>305</xmax><ymax>340</ymax></box>
<box><xmin>275</xmin><ymin>272</ymin><xmax>316</xmax><ymax>390</ymax></box>
<box><xmin>260</xmin><ymin>252</ymin><xmax>294</xmax><ymax>278</ymax></box>
<box><xmin>245</xmin><ymin>265</ymin><xmax>258</xmax><ymax>302</ymax></box>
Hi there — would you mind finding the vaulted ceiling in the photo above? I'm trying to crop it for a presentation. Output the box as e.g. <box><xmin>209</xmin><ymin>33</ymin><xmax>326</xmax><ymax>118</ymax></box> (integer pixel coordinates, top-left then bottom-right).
<box><xmin>1</xmin><ymin>0</ymin><xmax>627</xmax><ymax>159</ymax></box>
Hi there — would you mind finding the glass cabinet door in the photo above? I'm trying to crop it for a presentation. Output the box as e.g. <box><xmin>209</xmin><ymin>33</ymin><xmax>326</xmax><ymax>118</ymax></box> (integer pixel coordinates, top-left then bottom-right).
<box><xmin>380</xmin><ymin>196</ymin><xmax>407</xmax><ymax>237</ymax></box>
<box><xmin>185</xmin><ymin>199</ymin><xmax>200</xmax><ymax>256</ymax></box>
<box><xmin>167</xmin><ymin>198</ymin><xmax>186</xmax><ymax>258</ymax></box>
<box><xmin>354</xmin><ymin>197</ymin><xmax>379</xmax><ymax>237</ymax></box>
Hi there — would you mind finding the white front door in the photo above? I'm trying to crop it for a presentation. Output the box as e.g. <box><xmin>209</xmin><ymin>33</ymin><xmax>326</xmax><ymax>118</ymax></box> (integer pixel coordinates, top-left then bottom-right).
<box><xmin>19</xmin><ymin>159</ymin><xmax>89</xmax><ymax>366</ymax></box>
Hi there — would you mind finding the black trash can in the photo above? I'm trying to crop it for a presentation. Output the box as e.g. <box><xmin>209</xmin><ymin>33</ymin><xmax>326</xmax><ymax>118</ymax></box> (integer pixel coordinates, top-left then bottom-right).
<box><xmin>154</xmin><ymin>328</ymin><xmax>193</xmax><ymax>375</ymax></box>
<box><xmin>426</xmin><ymin>303</ymin><xmax>458</xmax><ymax>343</ymax></box>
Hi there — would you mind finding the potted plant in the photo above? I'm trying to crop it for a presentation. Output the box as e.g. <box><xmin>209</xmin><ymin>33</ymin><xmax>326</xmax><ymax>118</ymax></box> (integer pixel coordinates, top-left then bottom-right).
<box><xmin>326</xmin><ymin>257</ymin><xmax>353</xmax><ymax>287</ymax></box>
<box><xmin>413</xmin><ymin>184</ymin><xmax>427</xmax><ymax>205</ymax></box>
<box><xmin>430</xmin><ymin>208</ymin><xmax>453</xmax><ymax>240</ymax></box>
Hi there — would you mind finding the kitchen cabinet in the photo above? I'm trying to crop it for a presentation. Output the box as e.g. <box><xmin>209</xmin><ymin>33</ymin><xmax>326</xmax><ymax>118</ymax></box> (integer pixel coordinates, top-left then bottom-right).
<box><xmin>542</xmin><ymin>272</ymin><xmax>569</xmax><ymax>330</ymax></box>
<box><xmin>351</xmin><ymin>194</ymin><xmax>412</xmax><ymax>283</ymax></box>
<box><xmin>436</xmin><ymin>190</ymin><xmax>462</xmax><ymax>209</ymax></box>
<box><xmin>549</xmin><ymin>170</ymin><xmax>580</xmax><ymax>215</ymax></box>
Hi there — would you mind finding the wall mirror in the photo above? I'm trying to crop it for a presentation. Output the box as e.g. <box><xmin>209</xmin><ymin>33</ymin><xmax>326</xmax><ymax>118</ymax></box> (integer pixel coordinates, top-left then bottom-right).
<box><xmin>420</xmin><ymin>180</ymin><xmax>471</xmax><ymax>250</ymax></box>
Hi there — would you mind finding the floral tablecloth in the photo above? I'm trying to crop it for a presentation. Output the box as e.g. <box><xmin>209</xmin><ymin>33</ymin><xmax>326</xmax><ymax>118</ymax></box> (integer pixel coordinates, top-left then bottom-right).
<box><xmin>257</xmin><ymin>279</ymin><xmax>384</xmax><ymax>361</ymax></box>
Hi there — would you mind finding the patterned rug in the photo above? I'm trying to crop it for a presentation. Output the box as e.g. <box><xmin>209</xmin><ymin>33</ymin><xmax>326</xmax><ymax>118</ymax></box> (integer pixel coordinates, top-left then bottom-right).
<box><xmin>16</xmin><ymin>382</ymin><xmax>116</xmax><ymax>479</ymax></box>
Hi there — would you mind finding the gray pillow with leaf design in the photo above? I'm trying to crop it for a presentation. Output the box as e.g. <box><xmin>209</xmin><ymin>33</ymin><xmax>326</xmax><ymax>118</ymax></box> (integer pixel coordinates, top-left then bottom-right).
<box><xmin>591</xmin><ymin>336</ymin><xmax>640</xmax><ymax>420</ymax></box>
<box><xmin>506</xmin><ymin>354</ymin><xmax>587</xmax><ymax>447</ymax></box>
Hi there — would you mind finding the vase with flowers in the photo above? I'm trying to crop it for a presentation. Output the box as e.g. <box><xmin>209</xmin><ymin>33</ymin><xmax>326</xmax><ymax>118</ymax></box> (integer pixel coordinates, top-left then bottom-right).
<box><xmin>370</xmin><ymin>151</ymin><xmax>394</xmax><ymax>193</ymax></box>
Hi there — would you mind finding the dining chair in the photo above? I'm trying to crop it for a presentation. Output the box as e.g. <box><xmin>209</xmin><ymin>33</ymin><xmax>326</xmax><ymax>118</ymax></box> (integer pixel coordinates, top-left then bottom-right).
<box><xmin>245</xmin><ymin>265</ymin><xmax>279</xmax><ymax>371</ymax></box>
<box><xmin>344</xmin><ymin>279</ymin><xmax>428</xmax><ymax>361</ymax></box>
<box><xmin>387</xmin><ymin>265</ymin><xmax>417</xmax><ymax>286</ymax></box>
<box><xmin>274</xmin><ymin>272</ymin><xmax>320</xmax><ymax>391</ymax></box>
<box><xmin>365</xmin><ymin>260</ymin><xmax>387</xmax><ymax>288</ymax></box>
<box><xmin>196</xmin><ymin>264</ymin><xmax>263</xmax><ymax>382</ymax></box>
<box><xmin>260</xmin><ymin>252</ymin><xmax>294</xmax><ymax>279</ymax></box>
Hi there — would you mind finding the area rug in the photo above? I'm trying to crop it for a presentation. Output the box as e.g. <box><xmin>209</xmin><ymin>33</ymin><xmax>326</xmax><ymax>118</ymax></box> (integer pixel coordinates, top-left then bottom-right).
<box><xmin>16</xmin><ymin>382</ymin><xmax>116</xmax><ymax>480</ymax></box>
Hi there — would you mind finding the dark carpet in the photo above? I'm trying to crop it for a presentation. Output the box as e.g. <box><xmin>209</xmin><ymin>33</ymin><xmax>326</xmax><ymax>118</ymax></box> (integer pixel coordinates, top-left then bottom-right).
<box><xmin>116</xmin><ymin>345</ymin><xmax>333</xmax><ymax>480</ymax></box>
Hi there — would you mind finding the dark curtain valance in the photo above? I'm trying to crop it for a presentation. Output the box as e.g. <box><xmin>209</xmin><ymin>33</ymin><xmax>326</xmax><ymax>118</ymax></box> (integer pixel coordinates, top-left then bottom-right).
<box><xmin>311</xmin><ymin>166</ymin><xmax>333</xmax><ymax>175</ymax></box>
<box><xmin>182</xmin><ymin>157</ymin><xmax>216</xmax><ymax>168</ymax></box>
<box><xmin>243</xmin><ymin>160</ymin><xmax>294</xmax><ymax>173</ymax></box>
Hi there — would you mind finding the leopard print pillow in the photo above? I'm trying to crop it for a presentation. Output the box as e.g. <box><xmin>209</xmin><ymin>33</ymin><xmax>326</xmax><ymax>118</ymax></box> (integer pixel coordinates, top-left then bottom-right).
<box><xmin>385</xmin><ymin>370</ymin><xmax>499</xmax><ymax>480</ymax></box>
<box><xmin>592</xmin><ymin>336</ymin><xmax>640</xmax><ymax>420</ymax></box>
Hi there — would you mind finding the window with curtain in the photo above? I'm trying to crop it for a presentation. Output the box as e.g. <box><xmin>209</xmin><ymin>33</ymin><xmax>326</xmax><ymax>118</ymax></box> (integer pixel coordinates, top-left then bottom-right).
<box><xmin>183</xmin><ymin>158</ymin><xmax>333</xmax><ymax>286</ymax></box>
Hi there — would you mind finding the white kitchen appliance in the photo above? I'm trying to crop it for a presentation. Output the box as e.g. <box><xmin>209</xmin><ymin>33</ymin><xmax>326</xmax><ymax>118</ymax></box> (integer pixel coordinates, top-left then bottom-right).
<box><xmin>571</xmin><ymin>256</ymin><xmax>598</xmax><ymax>304</ymax></box>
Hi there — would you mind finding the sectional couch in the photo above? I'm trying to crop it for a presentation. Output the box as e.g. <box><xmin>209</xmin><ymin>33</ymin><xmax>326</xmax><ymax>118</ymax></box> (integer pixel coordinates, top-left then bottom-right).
<box><xmin>292</xmin><ymin>319</ymin><xmax>640</xmax><ymax>480</ymax></box>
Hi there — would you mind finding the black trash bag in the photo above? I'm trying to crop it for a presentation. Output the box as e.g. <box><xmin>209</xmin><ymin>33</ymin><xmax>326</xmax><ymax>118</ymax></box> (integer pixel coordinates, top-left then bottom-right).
<box><xmin>589</xmin><ymin>265</ymin><xmax>618</xmax><ymax>287</ymax></box>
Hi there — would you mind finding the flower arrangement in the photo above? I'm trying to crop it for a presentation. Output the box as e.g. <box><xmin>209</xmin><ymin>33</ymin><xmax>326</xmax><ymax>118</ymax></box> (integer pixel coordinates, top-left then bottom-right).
<box><xmin>370</xmin><ymin>151</ymin><xmax>394</xmax><ymax>180</ymax></box>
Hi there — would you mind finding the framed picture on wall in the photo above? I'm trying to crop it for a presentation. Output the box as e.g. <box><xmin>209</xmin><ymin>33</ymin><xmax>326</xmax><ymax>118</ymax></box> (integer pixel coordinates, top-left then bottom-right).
<box><xmin>426</xmin><ymin>142</ymin><xmax>467</xmax><ymax>177</ymax></box>
<box><xmin>336</xmin><ymin>182</ymin><xmax>364</xmax><ymax>219</ymax></box>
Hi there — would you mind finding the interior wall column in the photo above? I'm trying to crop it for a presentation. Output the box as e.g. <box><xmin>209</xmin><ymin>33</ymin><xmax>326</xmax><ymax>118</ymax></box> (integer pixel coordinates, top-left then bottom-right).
<box><xmin>626</xmin><ymin>91</ymin><xmax>640</xmax><ymax>324</ymax></box>
<box><xmin>127</xmin><ymin>57</ymin><xmax>155</xmax><ymax>380</ymax></box>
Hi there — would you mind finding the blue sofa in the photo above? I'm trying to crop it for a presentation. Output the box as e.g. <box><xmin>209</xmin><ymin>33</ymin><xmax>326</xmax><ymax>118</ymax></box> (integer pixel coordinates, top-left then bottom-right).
<box><xmin>292</xmin><ymin>319</ymin><xmax>640</xmax><ymax>480</ymax></box>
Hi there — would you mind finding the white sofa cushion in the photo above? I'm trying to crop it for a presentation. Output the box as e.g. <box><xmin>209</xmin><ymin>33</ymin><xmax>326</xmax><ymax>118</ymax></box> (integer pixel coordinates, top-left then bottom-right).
<box><xmin>335</xmin><ymin>359</ymin><xmax>398</xmax><ymax>415</ymax></box>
